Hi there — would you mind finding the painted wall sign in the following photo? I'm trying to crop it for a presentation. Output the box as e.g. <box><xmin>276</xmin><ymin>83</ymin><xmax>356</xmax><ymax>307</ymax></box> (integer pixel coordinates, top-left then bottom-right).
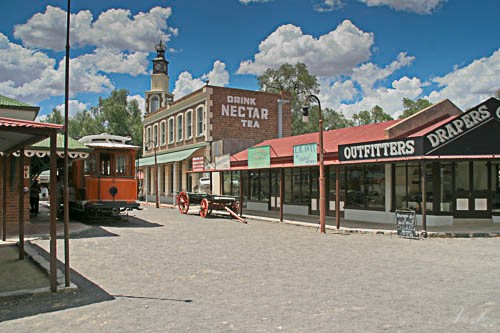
<box><xmin>293</xmin><ymin>143</ymin><xmax>317</xmax><ymax>166</ymax></box>
<box><xmin>424</xmin><ymin>97</ymin><xmax>500</xmax><ymax>153</ymax></box>
<box><xmin>221</xmin><ymin>95</ymin><xmax>269</xmax><ymax>129</ymax></box>
<box><xmin>248</xmin><ymin>146</ymin><xmax>271</xmax><ymax>169</ymax></box>
<box><xmin>192</xmin><ymin>156</ymin><xmax>204</xmax><ymax>172</ymax></box>
<box><xmin>215</xmin><ymin>154</ymin><xmax>231</xmax><ymax>170</ymax></box>
<box><xmin>339</xmin><ymin>138</ymin><xmax>421</xmax><ymax>162</ymax></box>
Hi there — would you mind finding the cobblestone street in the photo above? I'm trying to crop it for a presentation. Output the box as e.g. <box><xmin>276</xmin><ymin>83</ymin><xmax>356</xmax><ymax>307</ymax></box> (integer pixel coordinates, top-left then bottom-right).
<box><xmin>1</xmin><ymin>206</ymin><xmax>499</xmax><ymax>332</ymax></box>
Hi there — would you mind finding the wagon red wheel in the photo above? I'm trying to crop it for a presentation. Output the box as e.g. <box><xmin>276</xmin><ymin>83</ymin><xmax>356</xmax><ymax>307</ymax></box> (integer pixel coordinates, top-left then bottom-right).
<box><xmin>200</xmin><ymin>198</ymin><xmax>210</xmax><ymax>218</ymax></box>
<box><xmin>177</xmin><ymin>191</ymin><xmax>190</xmax><ymax>214</ymax></box>
<box><xmin>232</xmin><ymin>200</ymin><xmax>240</xmax><ymax>215</ymax></box>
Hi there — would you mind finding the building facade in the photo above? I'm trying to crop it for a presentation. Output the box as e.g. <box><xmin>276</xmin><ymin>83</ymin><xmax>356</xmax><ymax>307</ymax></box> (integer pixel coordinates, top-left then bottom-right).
<box><xmin>139</xmin><ymin>44</ymin><xmax>291</xmax><ymax>202</ymax></box>
<box><xmin>222</xmin><ymin>97</ymin><xmax>500</xmax><ymax>226</ymax></box>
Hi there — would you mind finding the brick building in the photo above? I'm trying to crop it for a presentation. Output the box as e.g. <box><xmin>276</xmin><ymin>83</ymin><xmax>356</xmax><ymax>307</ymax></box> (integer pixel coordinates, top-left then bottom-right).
<box><xmin>138</xmin><ymin>42</ymin><xmax>291</xmax><ymax>202</ymax></box>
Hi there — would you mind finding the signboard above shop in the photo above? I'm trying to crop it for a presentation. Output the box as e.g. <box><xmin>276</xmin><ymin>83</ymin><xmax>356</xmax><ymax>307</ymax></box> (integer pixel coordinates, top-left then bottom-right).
<box><xmin>293</xmin><ymin>143</ymin><xmax>317</xmax><ymax>166</ymax></box>
<box><xmin>339</xmin><ymin>138</ymin><xmax>423</xmax><ymax>162</ymax></box>
<box><xmin>192</xmin><ymin>156</ymin><xmax>204</xmax><ymax>172</ymax></box>
<box><xmin>248</xmin><ymin>146</ymin><xmax>271</xmax><ymax>169</ymax></box>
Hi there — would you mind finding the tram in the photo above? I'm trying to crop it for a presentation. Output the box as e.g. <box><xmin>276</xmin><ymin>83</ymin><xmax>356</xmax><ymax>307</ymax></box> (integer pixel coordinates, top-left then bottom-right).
<box><xmin>69</xmin><ymin>133</ymin><xmax>140</xmax><ymax>218</ymax></box>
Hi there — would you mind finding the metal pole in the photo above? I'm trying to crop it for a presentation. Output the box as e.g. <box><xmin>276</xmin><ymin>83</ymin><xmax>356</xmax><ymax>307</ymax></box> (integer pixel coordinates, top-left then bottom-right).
<box><xmin>306</xmin><ymin>95</ymin><xmax>326</xmax><ymax>233</ymax></box>
<box><xmin>50</xmin><ymin>131</ymin><xmax>58</xmax><ymax>292</ymax></box>
<box><xmin>63</xmin><ymin>0</ymin><xmax>71</xmax><ymax>287</ymax></box>
<box><xmin>18</xmin><ymin>148</ymin><xmax>25</xmax><ymax>260</ymax></box>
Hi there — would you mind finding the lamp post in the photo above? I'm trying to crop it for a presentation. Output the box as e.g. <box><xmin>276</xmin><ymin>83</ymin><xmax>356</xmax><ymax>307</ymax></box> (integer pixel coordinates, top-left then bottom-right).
<box><xmin>302</xmin><ymin>94</ymin><xmax>326</xmax><ymax>234</ymax></box>
<box><xmin>145</xmin><ymin>140</ymin><xmax>159</xmax><ymax>208</ymax></box>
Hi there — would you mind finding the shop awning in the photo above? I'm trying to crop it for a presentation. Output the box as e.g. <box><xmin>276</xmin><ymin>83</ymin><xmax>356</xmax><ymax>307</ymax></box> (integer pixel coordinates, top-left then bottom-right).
<box><xmin>137</xmin><ymin>146</ymin><xmax>204</xmax><ymax>167</ymax></box>
<box><xmin>24</xmin><ymin>133</ymin><xmax>91</xmax><ymax>159</ymax></box>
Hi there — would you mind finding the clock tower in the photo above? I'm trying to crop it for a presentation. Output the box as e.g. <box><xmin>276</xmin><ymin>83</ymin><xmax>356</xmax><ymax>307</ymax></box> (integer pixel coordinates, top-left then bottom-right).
<box><xmin>146</xmin><ymin>40</ymin><xmax>173</xmax><ymax>114</ymax></box>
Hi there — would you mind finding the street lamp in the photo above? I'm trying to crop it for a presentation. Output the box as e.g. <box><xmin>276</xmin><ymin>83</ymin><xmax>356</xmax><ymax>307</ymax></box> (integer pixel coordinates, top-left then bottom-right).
<box><xmin>302</xmin><ymin>94</ymin><xmax>326</xmax><ymax>234</ymax></box>
<box><xmin>145</xmin><ymin>140</ymin><xmax>160</xmax><ymax>208</ymax></box>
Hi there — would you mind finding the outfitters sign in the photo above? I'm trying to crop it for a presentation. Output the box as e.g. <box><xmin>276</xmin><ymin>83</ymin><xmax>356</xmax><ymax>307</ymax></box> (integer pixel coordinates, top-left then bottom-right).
<box><xmin>339</xmin><ymin>138</ymin><xmax>422</xmax><ymax>162</ymax></box>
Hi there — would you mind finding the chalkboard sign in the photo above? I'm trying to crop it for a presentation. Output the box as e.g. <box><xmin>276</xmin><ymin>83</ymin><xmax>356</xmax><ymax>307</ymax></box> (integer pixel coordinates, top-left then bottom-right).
<box><xmin>395</xmin><ymin>209</ymin><xmax>417</xmax><ymax>238</ymax></box>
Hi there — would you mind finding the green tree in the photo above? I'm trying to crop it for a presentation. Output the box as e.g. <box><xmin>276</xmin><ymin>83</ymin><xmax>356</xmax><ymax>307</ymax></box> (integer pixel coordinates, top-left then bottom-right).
<box><xmin>398</xmin><ymin>98</ymin><xmax>432</xmax><ymax>119</ymax></box>
<box><xmin>496</xmin><ymin>89</ymin><xmax>500</xmax><ymax>99</ymax></box>
<box><xmin>352</xmin><ymin>105</ymin><xmax>393</xmax><ymax>125</ymax></box>
<box><xmin>68</xmin><ymin>107</ymin><xmax>105</xmax><ymax>139</ymax></box>
<box><xmin>44</xmin><ymin>108</ymin><xmax>64</xmax><ymax>125</ymax></box>
<box><xmin>258</xmin><ymin>63</ymin><xmax>320</xmax><ymax>135</ymax></box>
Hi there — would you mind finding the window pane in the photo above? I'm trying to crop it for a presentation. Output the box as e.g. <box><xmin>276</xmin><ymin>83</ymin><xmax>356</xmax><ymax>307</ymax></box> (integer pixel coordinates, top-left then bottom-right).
<box><xmin>346</xmin><ymin>166</ymin><xmax>364</xmax><ymax>208</ymax></box>
<box><xmin>284</xmin><ymin>168</ymin><xmax>292</xmax><ymax>203</ymax></box>
<box><xmin>366</xmin><ymin>164</ymin><xmax>384</xmax><ymax>210</ymax></box>
<box><xmin>473</xmin><ymin>161</ymin><xmax>488</xmax><ymax>191</ymax></box>
<box><xmin>394</xmin><ymin>164</ymin><xmax>406</xmax><ymax>210</ymax></box>
<box><xmin>440</xmin><ymin>162</ymin><xmax>453</xmax><ymax>212</ymax></box>
<box><xmin>455</xmin><ymin>161</ymin><xmax>470</xmax><ymax>191</ymax></box>
<box><xmin>407</xmin><ymin>163</ymin><xmax>421</xmax><ymax>211</ymax></box>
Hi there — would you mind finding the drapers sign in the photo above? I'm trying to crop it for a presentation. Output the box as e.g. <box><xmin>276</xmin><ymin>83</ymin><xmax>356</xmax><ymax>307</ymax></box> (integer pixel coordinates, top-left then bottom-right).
<box><xmin>424</xmin><ymin>97</ymin><xmax>500</xmax><ymax>153</ymax></box>
<box><xmin>339</xmin><ymin>138</ymin><xmax>422</xmax><ymax>162</ymax></box>
<box><xmin>248</xmin><ymin>146</ymin><xmax>270</xmax><ymax>169</ymax></box>
<box><xmin>293</xmin><ymin>143</ymin><xmax>317</xmax><ymax>166</ymax></box>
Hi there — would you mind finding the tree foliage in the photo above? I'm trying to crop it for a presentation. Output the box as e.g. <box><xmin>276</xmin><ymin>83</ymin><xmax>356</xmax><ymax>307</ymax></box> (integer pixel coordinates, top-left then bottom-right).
<box><xmin>44</xmin><ymin>108</ymin><xmax>64</xmax><ymax>125</ymax></box>
<box><xmin>352</xmin><ymin>105</ymin><xmax>393</xmax><ymax>126</ymax></box>
<box><xmin>43</xmin><ymin>89</ymin><xmax>143</xmax><ymax>149</ymax></box>
<box><xmin>398</xmin><ymin>98</ymin><xmax>432</xmax><ymax>119</ymax></box>
<box><xmin>258</xmin><ymin>63</ymin><xmax>320</xmax><ymax>135</ymax></box>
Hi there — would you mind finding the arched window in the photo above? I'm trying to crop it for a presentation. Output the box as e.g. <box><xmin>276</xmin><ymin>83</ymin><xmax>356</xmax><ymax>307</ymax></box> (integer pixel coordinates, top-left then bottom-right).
<box><xmin>150</xmin><ymin>95</ymin><xmax>160</xmax><ymax>113</ymax></box>
<box><xmin>196</xmin><ymin>105</ymin><xmax>205</xmax><ymax>136</ymax></box>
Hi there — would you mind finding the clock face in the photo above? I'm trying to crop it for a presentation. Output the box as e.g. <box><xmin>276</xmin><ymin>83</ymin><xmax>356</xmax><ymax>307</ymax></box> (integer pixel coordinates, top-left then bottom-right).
<box><xmin>154</xmin><ymin>62</ymin><xmax>163</xmax><ymax>72</ymax></box>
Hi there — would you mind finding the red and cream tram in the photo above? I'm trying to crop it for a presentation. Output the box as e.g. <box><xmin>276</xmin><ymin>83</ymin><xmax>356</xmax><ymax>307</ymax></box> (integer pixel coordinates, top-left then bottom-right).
<box><xmin>69</xmin><ymin>133</ymin><xmax>140</xmax><ymax>218</ymax></box>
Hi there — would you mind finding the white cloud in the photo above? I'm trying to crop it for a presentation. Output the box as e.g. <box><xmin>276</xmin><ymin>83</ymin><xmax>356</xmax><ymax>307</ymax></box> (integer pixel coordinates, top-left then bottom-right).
<box><xmin>0</xmin><ymin>35</ymin><xmax>114</xmax><ymax>105</ymax></box>
<box><xmin>314</xmin><ymin>0</ymin><xmax>345</xmax><ymax>12</ymax></box>
<box><xmin>239</xmin><ymin>0</ymin><xmax>272</xmax><ymax>4</ymax></box>
<box><xmin>76</xmin><ymin>48</ymin><xmax>149</xmax><ymax>76</ymax></box>
<box><xmin>55</xmin><ymin>100</ymin><xmax>88</xmax><ymax>118</ymax></box>
<box><xmin>426</xmin><ymin>48</ymin><xmax>500</xmax><ymax>110</ymax></box>
<box><xmin>360</xmin><ymin>0</ymin><xmax>446</xmax><ymax>14</ymax></box>
<box><xmin>14</xmin><ymin>5</ymin><xmax>174</xmax><ymax>52</ymax></box>
<box><xmin>336</xmin><ymin>76</ymin><xmax>423</xmax><ymax>118</ymax></box>
<box><xmin>0</xmin><ymin>33</ymin><xmax>55</xmax><ymax>87</ymax></box>
<box><xmin>173</xmin><ymin>61</ymin><xmax>230</xmax><ymax>99</ymax></box>
<box><xmin>128</xmin><ymin>94</ymin><xmax>146</xmax><ymax>116</ymax></box>
<box><xmin>237</xmin><ymin>20</ymin><xmax>374</xmax><ymax>77</ymax></box>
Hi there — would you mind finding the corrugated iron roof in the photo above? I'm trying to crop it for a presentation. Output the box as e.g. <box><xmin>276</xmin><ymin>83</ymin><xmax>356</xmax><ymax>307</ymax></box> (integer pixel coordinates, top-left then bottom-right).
<box><xmin>232</xmin><ymin>119</ymin><xmax>401</xmax><ymax>162</ymax></box>
<box><xmin>0</xmin><ymin>95</ymin><xmax>39</xmax><ymax>111</ymax></box>
<box><xmin>0</xmin><ymin>117</ymin><xmax>62</xmax><ymax>129</ymax></box>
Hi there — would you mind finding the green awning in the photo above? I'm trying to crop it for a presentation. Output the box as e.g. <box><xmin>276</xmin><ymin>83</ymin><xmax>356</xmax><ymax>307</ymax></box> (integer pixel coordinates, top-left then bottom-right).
<box><xmin>138</xmin><ymin>146</ymin><xmax>204</xmax><ymax>167</ymax></box>
<box><xmin>26</xmin><ymin>133</ymin><xmax>91</xmax><ymax>158</ymax></box>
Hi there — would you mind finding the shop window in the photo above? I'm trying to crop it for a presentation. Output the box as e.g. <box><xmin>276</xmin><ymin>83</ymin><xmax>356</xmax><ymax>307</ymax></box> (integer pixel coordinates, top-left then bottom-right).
<box><xmin>440</xmin><ymin>163</ymin><xmax>453</xmax><ymax>212</ymax></box>
<box><xmin>492</xmin><ymin>163</ymin><xmax>500</xmax><ymax>212</ymax></box>
<box><xmin>366</xmin><ymin>164</ymin><xmax>385</xmax><ymax>210</ymax></box>
<box><xmin>222</xmin><ymin>171</ymin><xmax>241</xmax><ymax>196</ymax></box>
<box><xmin>345</xmin><ymin>164</ymin><xmax>385</xmax><ymax>210</ymax></box>
<box><xmin>346</xmin><ymin>166</ymin><xmax>365</xmax><ymax>208</ymax></box>
<box><xmin>249</xmin><ymin>170</ymin><xmax>269</xmax><ymax>201</ymax></box>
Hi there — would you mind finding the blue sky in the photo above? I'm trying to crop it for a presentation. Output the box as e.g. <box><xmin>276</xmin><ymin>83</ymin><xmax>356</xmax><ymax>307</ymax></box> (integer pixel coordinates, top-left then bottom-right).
<box><xmin>0</xmin><ymin>0</ymin><xmax>498</xmax><ymax>119</ymax></box>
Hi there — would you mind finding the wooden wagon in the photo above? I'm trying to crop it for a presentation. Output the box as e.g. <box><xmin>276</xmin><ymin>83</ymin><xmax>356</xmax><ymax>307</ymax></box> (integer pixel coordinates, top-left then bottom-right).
<box><xmin>176</xmin><ymin>191</ymin><xmax>246</xmax><ymax>223</ymax></box>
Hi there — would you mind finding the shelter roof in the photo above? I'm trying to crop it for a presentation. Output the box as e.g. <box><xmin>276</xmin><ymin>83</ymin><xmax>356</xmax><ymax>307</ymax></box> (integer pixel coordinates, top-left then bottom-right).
<box><xmin>0</xmin><ymin>117</ymin><xmax>62</xmax><ymax>154</ymax></box>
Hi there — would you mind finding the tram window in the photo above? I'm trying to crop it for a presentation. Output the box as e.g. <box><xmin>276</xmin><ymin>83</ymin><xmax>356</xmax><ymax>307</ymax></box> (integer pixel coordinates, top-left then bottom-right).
<box><xmin>116</xmin><ymin>154</ymin><xmax>127</xmax><ymax>176</ymax></box>
<box><xmin>84</xmin><ymin>156</ymin><xmax>96</xmax><ymax>175</ymax></box>
<box><xmin>100</xmin><ymin>153</ymin><xmax>111</xmax><ymax>176</ymax></box>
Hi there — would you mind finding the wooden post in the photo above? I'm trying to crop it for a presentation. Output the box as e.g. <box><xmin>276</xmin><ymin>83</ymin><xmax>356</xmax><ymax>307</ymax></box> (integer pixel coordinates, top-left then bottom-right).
<box><xmin>18</xmin><ymin>148</ymin><xmax>25</xmax><ymax>260</ymax></box>
<box><xmin>280</xmin><ymin>168</ymin><xmax>284</xmax><ymax>222</ymax></box>
<box><xmin>2</xmin><ymin>155</ymin><xmax>7</xmax><ymax>241</ymax></box>
<box><xmin>336</xmin><ymin>164</ymin><xmax>340</xmax><ymax>229</ymax></box>
<box><xmin>421</xmin><ymin>161</ymin><xmax>427</xmax><ymax>236</ymax></box>
<box><xmin>50</xmin><ymin>131</ymin><xmax>58</xmax><ymax>292</ymax></box>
